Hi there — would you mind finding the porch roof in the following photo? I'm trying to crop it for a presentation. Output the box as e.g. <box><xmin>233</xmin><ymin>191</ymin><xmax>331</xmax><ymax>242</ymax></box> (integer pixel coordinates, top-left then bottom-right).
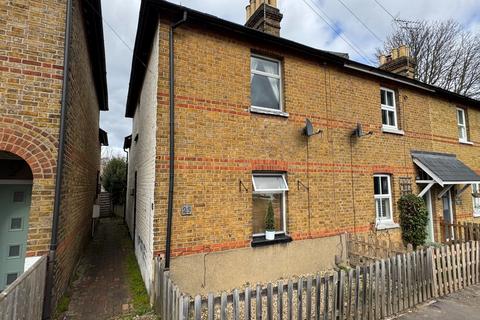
<box><xmin>412</xmin><ymin>151</ymin><xmax>480</xmax><ymax>186</ymax></box>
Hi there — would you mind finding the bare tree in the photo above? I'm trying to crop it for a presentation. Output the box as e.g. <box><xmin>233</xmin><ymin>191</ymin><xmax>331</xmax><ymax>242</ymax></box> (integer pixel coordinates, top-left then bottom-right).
<box><xmin>380</xmin><ymin>20</ymin><xmax>480</xmax><ymax>99</ymax></box>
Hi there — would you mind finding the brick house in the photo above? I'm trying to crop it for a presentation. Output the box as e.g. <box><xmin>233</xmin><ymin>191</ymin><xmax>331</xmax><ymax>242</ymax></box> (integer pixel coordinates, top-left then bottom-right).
<box><xmin>124</xmin><ymin>0</ymin><xmax>480</xmax><ymax>296</ymax></box>
<box><xmin>0</xmin><ymin>0</ymin><xmax>108</xmax><ymax>314</ymax></box>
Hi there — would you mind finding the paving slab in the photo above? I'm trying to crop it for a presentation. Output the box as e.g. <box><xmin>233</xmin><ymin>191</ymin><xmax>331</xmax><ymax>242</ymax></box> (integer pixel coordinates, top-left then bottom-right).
<box><xmin>396</xmin><ymin>284</ymin><xmax>480</xmax><ymax>320</ymax></box>
<box><xmin>62</xmin><ymin>217</ymin><xmax>132</xmax><ymax>320</ymax></box>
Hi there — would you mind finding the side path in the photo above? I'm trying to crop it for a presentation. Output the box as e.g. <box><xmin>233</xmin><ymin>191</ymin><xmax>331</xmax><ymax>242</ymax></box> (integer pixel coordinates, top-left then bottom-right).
<box><xmin>58</xmin><ymin>216</ymin><xmax>156</xmax><ymax>320</ymax></box>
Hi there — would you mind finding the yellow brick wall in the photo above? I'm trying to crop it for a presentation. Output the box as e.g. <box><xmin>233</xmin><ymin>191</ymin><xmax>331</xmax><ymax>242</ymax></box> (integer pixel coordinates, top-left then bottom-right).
<box><xmin>153</xmin><ymin>21</ymin><xmax>480</xmax><ymax>257</ymax></box>
<box><xmin>0</xmin><ymin>0</ymin><xmax>66</xmax><ymax>256</ymax></box>
<box><xmin>52</xmin><ymin>0</ymin><xmax>102</xmax><ymax>306</ymax></box>
<box><xmin>0</xmin><ymin>0</ymin><xmax>102</xmax><ymax>309</ymax></box>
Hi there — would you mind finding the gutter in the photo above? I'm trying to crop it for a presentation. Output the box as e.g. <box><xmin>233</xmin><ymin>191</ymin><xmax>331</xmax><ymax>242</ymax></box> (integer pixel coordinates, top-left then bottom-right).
<box><xmin>165</xmin><ymin>11</ymin><xmax>188</xmax><ymax>270</ymax></box>
<box><xmin>42</xmin><ymin>0</ymin><xmax>72</xmax><ymax>318</ymax></box>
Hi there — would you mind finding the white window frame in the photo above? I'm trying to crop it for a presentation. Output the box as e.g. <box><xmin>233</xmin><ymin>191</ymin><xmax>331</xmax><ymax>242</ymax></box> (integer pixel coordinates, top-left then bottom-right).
<box><xmin>380</xmin><ymin>87</ymin><xmax>398</xmax><ymax>130</ymax></box>
<box><xmin>473</xmin><ymin>184</ymin><xmax>480</xmax><ymax>217</ymax></box>
<box><xmin>457</xmin><ymin>108</ymin><xmax>468</xmax><ymax>143</ymax></box>
<box><xmin>250</xmin><ymin>54</ymin><xmax>284</xmax><ymax>113</ymax></box>
<box><xmin>252</xmin><ymin>173</ymin><xmax>288</xmax><ymax>236</ymax></box>
<box><xmin>374</xmin><ymin>174</ymin><xmax>394</xmax><ymax>224</ymax></box>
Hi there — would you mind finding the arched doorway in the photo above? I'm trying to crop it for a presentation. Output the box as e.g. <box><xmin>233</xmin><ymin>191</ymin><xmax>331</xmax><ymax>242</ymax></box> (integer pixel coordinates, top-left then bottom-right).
<box><xmin>0</xmin><ymin>151</ymin><xmax>33</xmax><ymax>291</ymax></box>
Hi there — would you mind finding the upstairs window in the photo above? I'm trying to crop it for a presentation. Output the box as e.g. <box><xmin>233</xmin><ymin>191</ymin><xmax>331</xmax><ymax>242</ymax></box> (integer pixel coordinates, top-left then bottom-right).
<box><xmin>252</xmin><ymin>174</ymin><xmax>288</xmax><ymax>235</ymax></box>
<box><xmin>457</xmin><ymin>108</ymin><xmax>468</xmax><ymax>142</ymax></box>
<box><xmin>374</xmin><ymin>174</ymin><xmax>393</xmax><ymax>223</ymax></box>
<box><xmin>380</xmin><ymin>88</ymin><xmax>398</xmax><ymax>129</ymax></box>
<box><xmin>251</xmin><ymin>55</ymin><xmax>282</xmax><ymax>111</ymax></box>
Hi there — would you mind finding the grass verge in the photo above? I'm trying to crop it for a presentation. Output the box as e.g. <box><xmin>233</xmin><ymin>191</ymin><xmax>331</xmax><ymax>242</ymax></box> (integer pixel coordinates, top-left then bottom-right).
<box><xmin>123</xmin><ymin>238</ymin><xmax>154</xmax><ymax>318</ymax></box>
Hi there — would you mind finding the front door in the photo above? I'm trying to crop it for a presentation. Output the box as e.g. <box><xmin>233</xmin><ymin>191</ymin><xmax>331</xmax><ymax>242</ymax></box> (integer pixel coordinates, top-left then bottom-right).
<box><xmin>442</xmin><ymin>190</ymin><xmax>454</xmax><ymax>241</ymax></box>
<box><xmin>0</xmin><ymin>183</ymin><xmax>32</xmax><ymax>291</ymax></box>
<box><xmin>423</xmin><ymin>190</ymin><xmax>434</xmax><ymax>243</ymax></box>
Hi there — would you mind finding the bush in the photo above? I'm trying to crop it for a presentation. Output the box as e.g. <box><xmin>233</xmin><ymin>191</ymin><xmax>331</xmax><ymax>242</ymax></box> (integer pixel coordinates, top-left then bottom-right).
<box><xmin>101</xmin><ymin>157</ymin><xmax>127</xmax><ymax>205</ymax></box>
<box><xmin>398</xmin><ymin>194</ymin><xmax>429</xmax><ymax>248</ymax></box>
<box><xmin>265</xmin><ymin>201</ymin><xmax>275</xmax><ymax>231</ymax></box>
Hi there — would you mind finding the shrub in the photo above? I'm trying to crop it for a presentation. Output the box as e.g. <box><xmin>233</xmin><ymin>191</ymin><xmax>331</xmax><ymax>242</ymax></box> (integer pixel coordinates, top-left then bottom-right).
<box><xmin>398</xmin><ymin>194</ymin><xmax>429</xmax><ymax>248</ymax></box>
<box><xmin>101</xmin><ymin>157</ymin><xmax>127</xmax><ymax>205</ymax></box>
<box><xmin>265</xmin><ymin>201</ymin><xmax>275</xmax><ymax>231</ymax></box>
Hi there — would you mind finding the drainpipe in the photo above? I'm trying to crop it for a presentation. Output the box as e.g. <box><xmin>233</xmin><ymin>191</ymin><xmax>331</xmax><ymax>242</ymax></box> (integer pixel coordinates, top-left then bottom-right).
<box><xmin>165</xmin><ymin>11</ymin><xmax>188</xmax><ymax>270</ymax></box>
<box><xmin>123</xmin><ymin>147</ymin><xmax>128</xmax><ymax>222</ymax></box>
<box><xmin>42</xmin><ymin>0</ymin><xmax>72</xmax><ymax>318</ymax></box>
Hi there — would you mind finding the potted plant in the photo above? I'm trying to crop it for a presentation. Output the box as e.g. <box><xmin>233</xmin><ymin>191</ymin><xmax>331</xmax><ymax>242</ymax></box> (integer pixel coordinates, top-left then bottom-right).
<box><xmin>265</xmin><ymin>201</ymin><xmax>276</xmax><ymax>240</ymax></box>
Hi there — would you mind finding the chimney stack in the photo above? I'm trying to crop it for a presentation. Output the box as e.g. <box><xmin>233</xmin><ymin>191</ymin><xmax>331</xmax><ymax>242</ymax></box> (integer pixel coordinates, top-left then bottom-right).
<box><xmin>379</xmin><ymin>45</ymin><xmax>416</xmax><ymax>79</ymax></box>
<box><xmin>245</xmin><ymin>0</ymin><xmax>283</xmax><ymax>37</ymax></box>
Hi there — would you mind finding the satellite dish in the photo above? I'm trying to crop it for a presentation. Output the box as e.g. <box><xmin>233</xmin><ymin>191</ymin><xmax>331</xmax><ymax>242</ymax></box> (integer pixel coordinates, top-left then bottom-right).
<box><xmin>352</xmin><ymin>123</ymin><xmax>373</xmax><ymax>138</ymax></box>
<box><xmin>355</xmin><ymin>123</ymin><xmax>363</xmax><ymax>137</ymax></box>
<box><xmin>304</xmin><ymin>119</ymin><xmax>314</xmax><ymax>137</ymax></box>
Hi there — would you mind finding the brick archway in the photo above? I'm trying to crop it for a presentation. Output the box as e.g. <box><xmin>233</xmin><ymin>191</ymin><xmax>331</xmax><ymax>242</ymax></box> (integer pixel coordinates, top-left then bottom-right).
<box><xmin>0</xmin><ymin>124</ymin><xmax>57</xmax><ymax>179</ymax></box>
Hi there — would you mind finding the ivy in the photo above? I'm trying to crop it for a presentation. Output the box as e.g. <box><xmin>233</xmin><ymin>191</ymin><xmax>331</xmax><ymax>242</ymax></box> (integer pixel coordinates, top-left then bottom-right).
<box><xmin>398</xmin><ymin>194</ymin><xmax>429</xmax><ymax>249</ymax></box>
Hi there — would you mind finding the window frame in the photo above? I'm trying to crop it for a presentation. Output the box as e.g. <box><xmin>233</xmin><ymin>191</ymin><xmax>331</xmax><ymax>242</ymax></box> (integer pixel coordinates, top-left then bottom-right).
<box><xmin>7</xmin><ymin>244</ymin><xmax>21</xmax><ymax>259</ymax></box>
<box><xmin>380</xmin><ymin>87</ymin><xmax>398</xmax><ymax>130</ymax></box>
<box><xmin>9</xmin><ymin>217</ymin><xmax>23</xmax><ymax>231</ymax></box>
<box><xmin>6</xmin><ymin>273</ymin><xmax>18</xmax><ymax>286</ymax></box>
<box><xmin>250</xmin><ymin>54</ymin><xmax>284</xmax><ymax>113</ymax></box>
<box><xmin>473</xmin><ymin>184</ymin><xmax>480</xmax><ymax>217</ymax></box>
<box><xmin>457</xmin><ymin>107</ymin><xmax>468</xmax><ymax>143</ymax></box>
<box><xmin>373</xmin><ymin>174</ymin><xmax>394</xmax><ymax>224</ymax></box>
<box><xmin>252</xmin><ymin>173</ymin><xmax>288</xmax><ymax>236</ymax></box>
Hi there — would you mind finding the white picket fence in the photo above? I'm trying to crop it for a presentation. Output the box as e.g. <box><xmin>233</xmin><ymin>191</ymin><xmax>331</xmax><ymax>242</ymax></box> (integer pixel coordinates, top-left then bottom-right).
<box><xmin>152</xmin><ymin>241</ymin><xmax>480</xmax><ymax>320</ymax></box>
<box><xmin>0</xmin><ymin>256</ymin><xmax>47</xmax><ymax>320</ymax></box>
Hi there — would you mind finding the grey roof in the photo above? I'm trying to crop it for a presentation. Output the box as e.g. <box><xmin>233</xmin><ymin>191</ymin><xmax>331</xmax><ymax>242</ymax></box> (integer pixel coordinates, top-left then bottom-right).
<box><xmin>412</xmin><ymin>151</ymin><xmax>480</xmax><ymax>183</ymax></box>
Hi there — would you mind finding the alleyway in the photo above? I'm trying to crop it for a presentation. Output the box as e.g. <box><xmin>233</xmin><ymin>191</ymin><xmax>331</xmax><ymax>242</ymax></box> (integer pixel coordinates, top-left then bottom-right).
<box><xmin>397</xmin><ymin>284</ymin><xmax>480</xmax><ymax>320</ymax></box>
<box><xmin>60</xmin><ymin>217</ymin><xmax>153</xmax><ymax>320</ymax></box>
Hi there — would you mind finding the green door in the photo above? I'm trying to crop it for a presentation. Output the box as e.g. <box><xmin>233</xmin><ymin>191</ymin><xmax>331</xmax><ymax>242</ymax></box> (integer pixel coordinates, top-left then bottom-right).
<box><xmin>0</xmin><ymin>183</ymin><xmax>32</xmax><ymax>291</ymax></box>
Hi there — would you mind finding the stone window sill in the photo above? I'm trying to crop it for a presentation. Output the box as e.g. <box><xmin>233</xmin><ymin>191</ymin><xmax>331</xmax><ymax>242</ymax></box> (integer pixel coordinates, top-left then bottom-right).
<box><xmin>382</xmin><ymin>127</ymin><xmax>405</xmax><ymax>136</ymax></box>
<box><xmin>376</xmin><ymin>221</ymin><xmax>400</xmax><ymax>230</ymax></box>
<box><xmin>249</xmin><ymin>106</ymin><xmax>289</xmax><ymax>118</ymax></box>
<box><xmin>251</xmin><ymin>233</ymin><xmax>292</xmax><ymax>247</ymax></box>
<box><xmin>459</xmin><ymin>140</ymin><xmax>474</xmax><ymax>146</ymax></box>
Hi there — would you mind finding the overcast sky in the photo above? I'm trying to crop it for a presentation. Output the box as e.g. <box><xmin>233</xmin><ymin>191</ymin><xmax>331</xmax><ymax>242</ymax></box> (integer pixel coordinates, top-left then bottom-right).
<box><xmin>99</xmin><ymin>0</ymin><xmax>480</xmax><ymax>157</ymax></box>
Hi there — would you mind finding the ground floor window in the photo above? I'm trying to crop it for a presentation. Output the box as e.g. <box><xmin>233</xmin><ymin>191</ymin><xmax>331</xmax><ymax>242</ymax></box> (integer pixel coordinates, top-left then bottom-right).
<box><xmin>252</xmin><ymin>174</ymin><xmax>288</xmax><ymax>235</ymax></box>
<box><xmin>374</xmin><ymin>174</ymin><xmax>393</xmax><ymax>224</ymax></box>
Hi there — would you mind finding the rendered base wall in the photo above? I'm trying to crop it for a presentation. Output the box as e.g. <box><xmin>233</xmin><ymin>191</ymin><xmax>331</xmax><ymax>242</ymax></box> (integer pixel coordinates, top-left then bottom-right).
<box><xmin>170</xmin><ymin>234</ymin><xmax>347</xmax><ymax>295</ymax></box>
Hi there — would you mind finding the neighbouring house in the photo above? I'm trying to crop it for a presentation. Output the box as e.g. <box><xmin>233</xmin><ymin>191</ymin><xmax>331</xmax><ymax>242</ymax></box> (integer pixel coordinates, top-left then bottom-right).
<box><xmin>0</xmin><ymin>0</ymin><xmax>108</xmax><ymax>315</ymax></box>
<box><xmin>124</xmin><ymin>0</ymin><xmax>480</xmax><ymax>296</ymax></box>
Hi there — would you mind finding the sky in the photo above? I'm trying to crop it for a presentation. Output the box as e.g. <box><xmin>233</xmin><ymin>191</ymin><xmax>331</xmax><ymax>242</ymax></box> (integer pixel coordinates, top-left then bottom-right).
<box><xmin>99</xmin><ymin>0</ymin><xmax>480</xmax><ymax>158</ymax></box>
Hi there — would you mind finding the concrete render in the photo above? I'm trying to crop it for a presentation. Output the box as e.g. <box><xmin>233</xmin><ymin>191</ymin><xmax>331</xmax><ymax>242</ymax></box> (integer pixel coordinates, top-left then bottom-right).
<box><xmin>170</xmin><ymin>234</ymin><xmax>347</xmax><ymax>295</ymax></box>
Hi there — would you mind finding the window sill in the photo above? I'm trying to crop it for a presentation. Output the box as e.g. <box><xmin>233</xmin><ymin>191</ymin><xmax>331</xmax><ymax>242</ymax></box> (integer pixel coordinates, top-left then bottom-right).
<box><xmin>473</xmin><ymin>212</ymin><xmax>480</xmax><ymax>218</ymax></box>
<box><xmin>376</xmin><ymin>221</ymin><xmax>400</xmax><ymax>230</ymax></box>
<box><xmin>251</xmin><ymin>233</ymin><xmax>292</xmax><ymax>247</ymax></box>
<box><xmin>249</xmin><ymin>106</ymin><xmax>289</xmax><ymax>118</ymax></box>
<box><xmin>381</xmin><ymin>127</ymin><xmax>405</xmax><ymax>136</ymax></box>
<box><xmin>459</xmin><ymin>140</ymin><xmax>474</xmax><ymax>145</ymax></box>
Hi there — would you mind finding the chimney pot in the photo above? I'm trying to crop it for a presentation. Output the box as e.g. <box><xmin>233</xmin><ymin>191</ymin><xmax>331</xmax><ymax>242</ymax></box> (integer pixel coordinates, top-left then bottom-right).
<box><xmin>379</xmin><ymin>55</ymin><xmax>386</xmax><ymax>65</ymax></box>
<box><xmin>398</xmin><ymin>45</ymin><xmax>409</xmax><ymax>58</ymax></box>
<box><xmin>391</xmin><ymin>48</ymin><xmax>399</xmax><ymax>60</ymax></box>
<box><xmin>379</xmin><ymin>45</ymin><xmax>416</xmax><ymax>79</ymax></box>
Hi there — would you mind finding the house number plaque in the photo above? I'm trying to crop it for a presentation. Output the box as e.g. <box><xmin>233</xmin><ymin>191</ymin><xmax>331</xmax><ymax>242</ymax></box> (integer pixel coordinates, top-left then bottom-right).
<box><xmin>181</xmin><ymin>204</ymin><xmax>192</xmax><ymax>216</ymax></box>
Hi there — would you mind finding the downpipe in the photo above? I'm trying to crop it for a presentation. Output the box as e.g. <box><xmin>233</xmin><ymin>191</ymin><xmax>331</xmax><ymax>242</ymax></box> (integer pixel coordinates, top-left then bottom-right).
<box><xmin>42</xmin><ymin>0</ymin><xmax>72</xmax><ymax>318</ymax></box>
<box><xmin>165</xmin><ymin>11</ymin><xmax>188</xmax><ymax>270</ymax></box>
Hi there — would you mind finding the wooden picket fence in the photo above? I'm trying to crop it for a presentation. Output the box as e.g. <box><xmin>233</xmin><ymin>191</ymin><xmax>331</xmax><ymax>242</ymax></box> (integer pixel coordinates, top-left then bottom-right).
<box><xmin>431</xmin><ymin>241</ymin><xmax>480</xmax><ymax>296</ymax></box>
<box><xmin>0</xmin><ymin>256</ymin><xmax>47</xmax><ymax>320</ymax></box>
<box><xmin>440</xmin><ymin>221</ymin><xmax>480</xmax><ymax>244</ymax></box>
<box><xmin>347</xmin><ymin>233</ymin><xmax>412</xmax><ymax>265</ymax></box>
